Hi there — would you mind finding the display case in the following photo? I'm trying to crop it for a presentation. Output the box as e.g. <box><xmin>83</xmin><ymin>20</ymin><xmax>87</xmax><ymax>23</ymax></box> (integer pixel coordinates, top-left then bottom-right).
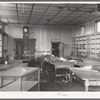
<box><xmin>0</xmin><ymin>67</ymin><xmax>40</xmax><ymax>91</ymax></box>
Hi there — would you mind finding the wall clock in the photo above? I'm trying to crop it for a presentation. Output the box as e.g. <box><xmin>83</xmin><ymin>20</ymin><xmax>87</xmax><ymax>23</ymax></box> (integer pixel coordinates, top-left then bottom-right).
<box><xmin>23</xmin><ymin>26</ymin><xmax>28</xmax><ymax>33</ymax></box>
<box><xmin>24</xmin><ymin>28</ymin><xmax>28</xmax><ymax>32</ymax></box>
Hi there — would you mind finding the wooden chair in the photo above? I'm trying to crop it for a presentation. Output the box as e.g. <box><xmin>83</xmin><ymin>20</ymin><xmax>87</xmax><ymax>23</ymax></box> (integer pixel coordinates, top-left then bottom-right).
<box><xmin>56</xmin><ymin>68</ymin><xmax>70</xmax><ymax>83</ymax></box>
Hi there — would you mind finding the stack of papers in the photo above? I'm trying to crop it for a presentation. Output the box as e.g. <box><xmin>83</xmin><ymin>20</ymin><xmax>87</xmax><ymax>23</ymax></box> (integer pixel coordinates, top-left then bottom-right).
<box><xmin>83</xmin><ymin>65</ymin><xmax>92</xmax><ymax>70</ymax></box>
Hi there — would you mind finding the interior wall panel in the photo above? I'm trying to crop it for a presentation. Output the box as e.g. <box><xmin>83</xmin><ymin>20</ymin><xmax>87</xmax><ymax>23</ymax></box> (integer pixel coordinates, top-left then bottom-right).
<box><xmin>5</xmin><ymin>24</ymin><xmax>74</xmax><ymax>58</ymax></box>
<box><xmin>75</xmin><ymin>17</ymin><xmax>100</xmax><ymax>36</ymax></box>
<box><xmin>7</xmin><ymin>35</ymin><xmax>14</xmax><ymax>61</ymax></box>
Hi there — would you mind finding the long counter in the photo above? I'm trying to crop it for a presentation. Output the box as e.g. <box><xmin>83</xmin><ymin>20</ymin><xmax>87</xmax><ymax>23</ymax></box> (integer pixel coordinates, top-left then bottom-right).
<box><xmin>0</xmin><ymin>60</ymin><xmax>28</xmax><ymax>71</ymax></box>
<box><xmin>72</xmin><ymin>56</ymin><xmax>100</xmax><ymax>71</ymax></box>
<box><xmin>0</xmin><ymin>60</ymin><xmax>40</xmax><ymax>91</ymax></box>
<box><xmin>72</xmin><ymin>56</ymin><xmax>100</xmax><ymax>65</ymax></box>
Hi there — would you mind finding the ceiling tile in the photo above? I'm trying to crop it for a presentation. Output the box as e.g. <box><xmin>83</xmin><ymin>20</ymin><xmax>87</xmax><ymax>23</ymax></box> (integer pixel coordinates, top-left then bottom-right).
<box><xmin>0</xmin><ymin>3</ymin><xmax>16</xmax><ymax>7</ymax></box>
<box><xmin>82</xmin><ymin>4</ymin><xmax>97</xmax><ymax>9</ymax></box>
<box><xmin>68</xmin><ymin>4</ymin><xmax>84</xmax><ymax>8</ymax></box>
<box><xmin>17</xmin><ymin>4</ymin><xmax>33</xmax><ymax>9</ymax></box>
<box><xmin>0</xmin><ymin>3</ymin><xmax>98</xmax><ymax>25</ymax></box>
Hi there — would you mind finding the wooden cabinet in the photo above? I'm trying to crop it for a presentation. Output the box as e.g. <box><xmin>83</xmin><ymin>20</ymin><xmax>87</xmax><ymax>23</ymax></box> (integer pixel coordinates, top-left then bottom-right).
<box><xmin>14</xmin><ymin>38</ymin><xmax>36</xmax><ymax>59</ymax></box>
<box><xmin>43</xmin><ymin>61</ymin><xmax>55</xmax><ymax>82</ymax></box>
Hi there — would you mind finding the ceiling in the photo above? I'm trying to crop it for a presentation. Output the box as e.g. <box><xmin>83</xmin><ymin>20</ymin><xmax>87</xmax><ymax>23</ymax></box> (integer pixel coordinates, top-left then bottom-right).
<box><xmin>0</xmin><ymin>3</ymin><xmax>99</xmax><ymax>26</ymax></box>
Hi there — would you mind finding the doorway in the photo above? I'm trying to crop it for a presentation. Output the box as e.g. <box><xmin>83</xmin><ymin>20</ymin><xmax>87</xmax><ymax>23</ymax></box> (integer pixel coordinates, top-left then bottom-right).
<box><xmin>51</xmin><ymin>42</ymin><xmax>60</xmax><ymax>57</ymax></box>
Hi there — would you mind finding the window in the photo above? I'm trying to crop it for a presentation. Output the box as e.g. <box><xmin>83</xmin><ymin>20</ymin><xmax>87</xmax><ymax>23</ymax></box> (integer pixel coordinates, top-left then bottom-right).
<box><xmin>0</xmin><ymin>34</ymin><xmax>2</xmax><ymax>57</ymax></box>
<box><xmin>96</xmin><ymin>20</ymin><xmax>100</xmax><ymax>32</ymax></box>
<box><xmin>81</xmin><ymin>26</ymin><xmax>85</xmax><ymax>35</ymax></box>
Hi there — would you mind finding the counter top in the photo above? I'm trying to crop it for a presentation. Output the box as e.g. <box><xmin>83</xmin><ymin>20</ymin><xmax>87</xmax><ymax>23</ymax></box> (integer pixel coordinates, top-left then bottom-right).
<box><xmin>44</xmin><ymin>60</ymin><xmax>73</xmax><ymax>69</ymax></box>
<box><xmin>0</xmin><ymin>60</ymin><xmax>28</xmax><ymax>71</ymax></box>
<box><xmin>72</xmin><ymin>56</ymin><xmax>100</xmax><ymax>62</ymax></box>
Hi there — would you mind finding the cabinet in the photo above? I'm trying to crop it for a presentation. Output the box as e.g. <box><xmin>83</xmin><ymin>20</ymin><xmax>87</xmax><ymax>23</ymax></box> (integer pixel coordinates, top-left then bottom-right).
<box><xmin>73</xmin><ymin>36</ymin><xmax>87</xmax><ymax>56</ymax></box>
<box><xmin>14</xmin><ymin>38</ymin><xmax>36</xmax><ymax>59</ymax></box>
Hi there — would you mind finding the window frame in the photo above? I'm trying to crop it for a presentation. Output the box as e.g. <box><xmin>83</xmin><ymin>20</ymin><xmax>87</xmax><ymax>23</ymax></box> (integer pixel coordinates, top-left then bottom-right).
<box><xmin>80</xmin><ymin>25</ymin><xmax>85</xmax><ymax>35</ymax></box>
<box><xmin>95</xmin><ymin>19</ymin><xmax>100</xmax><ymax>33</ymax></box>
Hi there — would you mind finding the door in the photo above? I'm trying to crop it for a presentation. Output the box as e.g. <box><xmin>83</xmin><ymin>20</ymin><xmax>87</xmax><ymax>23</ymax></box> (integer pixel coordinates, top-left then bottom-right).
<box><xmin>51</xmin><ymin>42</ymin><xmax>60</xmax><ymax>57</ymax></box>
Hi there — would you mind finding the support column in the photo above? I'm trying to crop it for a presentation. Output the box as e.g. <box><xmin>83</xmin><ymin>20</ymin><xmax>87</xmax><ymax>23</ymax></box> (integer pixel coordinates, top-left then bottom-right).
<box><xmin>69</xmin><ymin>71</ymin><xmax>73</xmax><ymax>87</ymax></box>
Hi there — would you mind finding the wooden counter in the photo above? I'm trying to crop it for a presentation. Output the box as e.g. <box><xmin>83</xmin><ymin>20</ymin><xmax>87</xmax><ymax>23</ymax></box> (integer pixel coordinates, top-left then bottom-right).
<box><xmin>43</xmin><ymin>61</ymin><xmax>73</xmax><ymax>82</ymax></box>
<box><xmin>0</xmin><ymin>60</ymin><xmax>28</xmax><ymax>71</ymax></box>
<box><xmin>72</xmin><ymin>56</ymin><xmax>100</xmax><ymax>65</ymax></box>
<box><xmin>44</xmin><ymin>61</ymin><xmax>73</xmax><ymax>69</ymax></box>
<box><xmin>70</xmin><ymin>67</ymin><xmax>100</xmax><ymax>91</ymax></box>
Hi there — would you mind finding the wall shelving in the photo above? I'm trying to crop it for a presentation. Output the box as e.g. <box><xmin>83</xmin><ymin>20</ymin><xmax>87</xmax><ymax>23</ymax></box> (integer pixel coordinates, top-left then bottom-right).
<box><xmin>73</xmin><ymin>33</ymin><xmax>100</xmax><ymax>58</ymax></box>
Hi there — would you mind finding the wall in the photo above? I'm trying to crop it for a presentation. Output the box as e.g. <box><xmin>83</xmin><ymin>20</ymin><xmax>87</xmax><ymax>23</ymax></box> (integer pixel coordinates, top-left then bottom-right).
<box><xmin>74</xmin><ymin>18</ymin><xmax>100</xmax><ymax>36</ymax></box>
<box><xmin>5</xmin><ymin>24</ymin><xmax>74</xmax><ymax>58</ymax></box>
<box><xmin>73</xmin><ymin>17</ymin><xmax>100</xmax><ymax>58</ymax></box>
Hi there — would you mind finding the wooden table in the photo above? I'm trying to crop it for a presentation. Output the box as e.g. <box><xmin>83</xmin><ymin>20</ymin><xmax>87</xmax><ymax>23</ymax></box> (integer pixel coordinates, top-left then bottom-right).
<box><xmin>70</xmin><ymin>68</ymin><xmax>100</xmax><ymax>91</ymax></box>
<box><xmin>43</xmin><ymin>61</ymin><xmax>100</xmax><ymax>91</ymax></box>
<box><xmin>43</xmin><ymin>61</ymin><xmax>73</xmax><ymax>82</ymax></box>
<box><xmin>0</xmin><ymin>67</ymin><xmax>40</xmax><ymax>91</ymax></box>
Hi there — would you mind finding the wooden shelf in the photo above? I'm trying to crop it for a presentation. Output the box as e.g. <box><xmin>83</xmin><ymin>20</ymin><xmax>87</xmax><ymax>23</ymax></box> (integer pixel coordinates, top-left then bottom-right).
<box><xmin>73</xmin><ymin>33</ymin><xmax>100</xmax><ymax>58</ymax></box>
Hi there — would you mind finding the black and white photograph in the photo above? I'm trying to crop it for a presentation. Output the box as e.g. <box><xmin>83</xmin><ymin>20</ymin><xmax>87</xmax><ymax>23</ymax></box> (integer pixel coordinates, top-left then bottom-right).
<box><xmin>0</xmin><ymin>0</ymin><xmax>100</xmax><ymax>98</ymax></box>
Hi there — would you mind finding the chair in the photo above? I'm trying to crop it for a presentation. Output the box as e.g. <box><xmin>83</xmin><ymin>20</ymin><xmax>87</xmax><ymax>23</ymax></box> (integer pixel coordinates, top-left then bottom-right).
<box><xmin>56</xmin><ymin>68</ymin><xmax>70</xmax><ymax>83</ymax></box>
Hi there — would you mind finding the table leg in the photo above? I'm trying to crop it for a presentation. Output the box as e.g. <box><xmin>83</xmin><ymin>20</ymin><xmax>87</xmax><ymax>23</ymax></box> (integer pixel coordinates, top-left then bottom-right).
<box><xmin>69</xmin><ymin>71</ymin><xmax>73</xmax><ymax>87</ymax></box>
<box><xmin>18</xmin><ymin>78</ymin><xmax>22</xmax><ymax>91</ymax></box>
<box><xmin>85</xmin><ymin>79</ymin><xmax>89</xmax><ymax>92</ymax></box>
<box><xmin>0</xmin><ymin>78</ymin><xmax>3</xmax><ymax>87</ymax></box>
<box><xmin>37</xmin><ymin>82</ymin><xmax>40</xmax><ymax>91</ymax></box>
<box><xmin>38</xmin><ymin>70</ymin><xmax>40</xmax><ymax>91</ymax></box>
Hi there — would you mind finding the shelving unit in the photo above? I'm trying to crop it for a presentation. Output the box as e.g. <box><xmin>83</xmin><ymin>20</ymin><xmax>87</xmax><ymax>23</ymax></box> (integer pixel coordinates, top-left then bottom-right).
<box><xmin>73</xmin><ymin>35</ymin><xmax>87</xmax><ymax>56</ymax></box>
<box><xmin>73</xmin><ymin>33</ymin><xmax>100</xmax><ymax>58</ymax></box>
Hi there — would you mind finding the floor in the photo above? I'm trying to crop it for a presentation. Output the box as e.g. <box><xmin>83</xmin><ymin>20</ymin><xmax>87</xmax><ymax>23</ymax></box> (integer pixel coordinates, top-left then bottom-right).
<box><xmin>39</xmin><ymin>80</ymin><xmax>85</xmax><ymax>91</ymax></box>
<box><xmin>31</xmin><ymin>82</ymin><xmax>100</xmax><ymax>92</ymax></box>
<box><xmin>29</xmin><ymin>77</ymin><xmax>100</xmax><ymax>92</ymax></box>
<box><xmin>0</xmin><ymin>64</ymin><xmax>100</xmax><ymax>92</ymax></box>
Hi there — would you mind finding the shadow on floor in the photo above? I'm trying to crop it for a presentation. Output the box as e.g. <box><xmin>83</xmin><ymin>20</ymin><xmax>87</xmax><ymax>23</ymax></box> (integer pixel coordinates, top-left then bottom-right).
<box><xmin>29</xmin><ymin>80</ymin><xmax>85</xmax><ymax>91</ymax></box>
<box><xmin>29</xmin><ymin>80</ymin><xmax>100</xmax><ymax>91</ymax></box>
<box><xmin>29</xmin><ymin>70</ymin><xmax>100</xmax><ymax>92</ymax></box>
